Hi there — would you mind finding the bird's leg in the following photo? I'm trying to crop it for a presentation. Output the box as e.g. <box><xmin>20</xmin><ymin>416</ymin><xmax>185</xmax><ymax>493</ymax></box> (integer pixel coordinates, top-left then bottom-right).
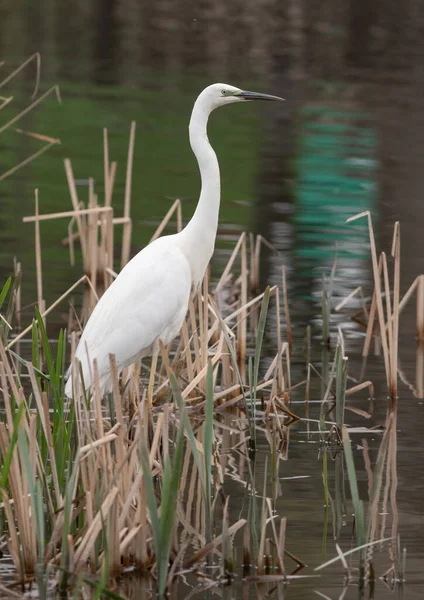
<box><xmin>148</xmin><ymin>353</ymin><xmax>158</xmax><ymax>409</ymax></box>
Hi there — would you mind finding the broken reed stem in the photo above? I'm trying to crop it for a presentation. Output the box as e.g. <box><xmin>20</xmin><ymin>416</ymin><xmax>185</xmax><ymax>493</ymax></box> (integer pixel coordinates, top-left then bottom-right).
<box><xmin>273</xmin><ymin>288</ymin><xmax>284</xmax><ymax>392</ymax></box>
<box><xmin>23</xmin><ymin>206</ymin><xmax>113</xmax><ymax>223</ymax></box>
<box><xmin>121</xmin><ymin>121</ymin><xmax>136</xmax><ymax>268</ymax></box>
<box><xmin>87</xmin><ymin>180</ymin><xmax>98</xmax><ymax>312</ymax></box>
<box><xmin>6</xmin><ymin>275</ymin><xmax>89</xmax><ymax>349</ymax></box>
<box><xmin>215</xmin><ymin>232</ymin><xmax>246</xmax><ymax>292</ymax></box>
<box><xmin>382</xmin><ymin>252</ymin><xmax>393</xmax><ymax>369</ymax></box>
<box><xmin>282</xmin><ymin>265</ymin><xmax>292</xmax><ymax>354</ymax></box>
<box><xmin>335</xmin><ymin>286</ymin><xmax>365</xmax><ymax>312</ymax></box>
<box><xmin>103</xmin><ymin>128</ymin><xmax>111</xmax><ymax>206</ymax></box>
<box><xmin>0</xmin><ymin>313</ymin><xmax>12</xmax><ymax>330</ymax></box>
<box><xmin>238</xmin><ymin>235</ymin><xmax>247</xmax><ymax>379</ymax></box>
<box><xmin>105</xmin><ymin>210</ymin><xmax>114</xmax><ymax>289</ymax></box>
<box><xmin>390</xmin><ymin>222</ymin><xmax>400</xmax><ymax>400</ymax></box>
<box><xmin>64</xmin><ymin>159</ymin><xmax>87</xmax><ymax>269</ymax></box>
<box><xmin>348</xmin><ymin>212</ymin><xmax>390</xmax><ymax>389</ymax></box>
<box><xmin>15</xmin><ymin>128</ymin><xmax>59</xmax><ymax>144</ymax></box>
<box><xmin>250</xmin><ymin>233</ymin><xmax>258</xmax><ymax>294</ymax></box>
<box><xmin>0</xmin><ymin>53</ymin><xmax>40</xmax><ymax>98</ymax></box>
<box><xmin>109</xmin><ymin>161</ymin><xmax>117</xmax><ymax>204</ymax></box>
<box><xmin>183</xmin><ymin>520</ymin><xmax>246</xmax><ymax>568</ymax></box>
<box><xmin>0</xmin><ymin>96</ymin><xmax>13</xmax><ymax>111</ymax></box>
<box><xmin>418</xmin><ymin>275</ymin><xmax>424</xmax><ymax>341</ymax></box>
<box><xmin>363</xmin><ymin>254</ymin><xmax>384</xmax><ymax>359</ymax></box>
<box><xmin>150</xmin><ymin>199</ymin><xmax>182</xmax><ymax>243</ymax></box>
<box><xmin>34</xmin><ymin>189</ymin><xmax>43</xmax><ymax>313</ymax></box>
<box><xmin>177</xmin><ymin>200</ymin><xmax>182</xmax><ymax>232</ymax></box>
<box><xmin>0</xmin><ymin>140</ymin><xmax>59</xmax><ymax>182</ymax></box>
<box><xmin>0</xmin><ymin>85</ymin><xmax>61</xmax><ymax>136</ymax></box>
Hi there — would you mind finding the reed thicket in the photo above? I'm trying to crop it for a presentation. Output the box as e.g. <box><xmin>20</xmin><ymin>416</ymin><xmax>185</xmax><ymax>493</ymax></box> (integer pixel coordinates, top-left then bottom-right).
<box><xmin>0</xmin><ymin>55</ymin><xmax>416</xmax><ymax>598</ymax></box>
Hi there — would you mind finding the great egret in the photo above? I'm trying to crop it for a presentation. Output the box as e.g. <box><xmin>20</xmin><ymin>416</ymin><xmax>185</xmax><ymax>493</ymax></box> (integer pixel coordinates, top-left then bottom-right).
<box><xmin>65</xmin><ymin>83</ymin><xmax>284</xmax><ymax>399</ymax></box>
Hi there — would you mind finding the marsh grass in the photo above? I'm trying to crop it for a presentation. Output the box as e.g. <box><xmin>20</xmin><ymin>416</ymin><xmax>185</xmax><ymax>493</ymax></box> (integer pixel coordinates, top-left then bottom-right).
<box><xmin>313</xmin><ymin>212</ymin><xmax>422</xmax><ymax>586</ymax></box>
<box><xmin>0</xmin><ymin>59</ymin><xmax>420</xmax><ymax>597</ymax></box>
<box><xmin>2</xmin><ymin>200</ymin><xmax>416</xmax><ymax>596</ymax></box>
<box><xmin>0</xmin><ymin>243</ymin><xmax>297</xmax><ymax>597</ymax></box>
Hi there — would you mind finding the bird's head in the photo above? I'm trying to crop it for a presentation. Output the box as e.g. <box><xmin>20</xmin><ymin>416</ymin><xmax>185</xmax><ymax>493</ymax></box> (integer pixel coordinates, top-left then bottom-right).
<box><xmin>198</xmin><ymin>83</ymin><xmax>284</xmax><ymax>112</ymax></box>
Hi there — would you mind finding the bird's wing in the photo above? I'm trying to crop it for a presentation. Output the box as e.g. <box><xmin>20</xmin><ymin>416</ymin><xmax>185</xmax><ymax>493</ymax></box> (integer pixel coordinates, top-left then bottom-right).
<box><xmin>73</xmin><ymin>237</ymin><xmax>191</xmax><ymax>386</ymax></box>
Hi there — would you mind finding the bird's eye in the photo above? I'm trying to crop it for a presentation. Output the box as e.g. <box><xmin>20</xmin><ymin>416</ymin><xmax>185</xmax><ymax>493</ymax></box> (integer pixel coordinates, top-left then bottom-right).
<box><xmin>221</xmin><ymin>89</ymin><xmax>227</xmax><ymax>95</ymax></box>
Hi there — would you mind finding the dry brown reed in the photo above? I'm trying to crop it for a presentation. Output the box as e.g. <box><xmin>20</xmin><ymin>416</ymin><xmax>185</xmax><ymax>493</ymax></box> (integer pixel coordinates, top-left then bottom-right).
<box><xmin>22</xmin><ymin>121</ymin><xmax>138</xmax><ymax>322</ymax></box>
<box><xmin>1</xmin><ymin>204</ymin><xmax>408</xmax><ymax>594</ymax></box>
<box><xmin>337</xmin><ymin>212</ymin><xmax>424</xmax><ymax>401</ymax></box>
<box><xmin>1</xmin><ymin>181</ymin><xmax>300</xmax><ymax>594</ymax></box>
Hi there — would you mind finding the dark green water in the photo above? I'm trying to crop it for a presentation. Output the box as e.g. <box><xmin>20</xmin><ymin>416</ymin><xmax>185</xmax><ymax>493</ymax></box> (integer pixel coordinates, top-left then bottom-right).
<box><xmin>1</xmin><ymin>1</ymin><xmax>424</xmax><ymax>598</ymax></box>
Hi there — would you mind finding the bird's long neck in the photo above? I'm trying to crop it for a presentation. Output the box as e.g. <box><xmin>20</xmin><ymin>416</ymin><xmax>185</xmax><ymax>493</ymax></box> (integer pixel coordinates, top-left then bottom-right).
<box><xmin>179</xmin><ymin>99</ymin><xmax>220</xmax><ymax>287</ymax></box>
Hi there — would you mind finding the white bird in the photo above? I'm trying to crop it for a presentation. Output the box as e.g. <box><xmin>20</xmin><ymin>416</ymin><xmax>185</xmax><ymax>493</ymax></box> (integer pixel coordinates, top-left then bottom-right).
<box><xmin>65</xmin><ymin>83</ymin><xmax>284</xmax><ymax>399</ymax></box>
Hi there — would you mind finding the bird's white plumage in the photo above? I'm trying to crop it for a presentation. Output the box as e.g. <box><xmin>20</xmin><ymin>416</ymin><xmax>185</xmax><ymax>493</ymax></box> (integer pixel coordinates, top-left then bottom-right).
<box><xmin>65</xmin><ymin>235</ymin><xmax>191</xmax><ymax>395</ymax></box>
<box><xmin>65</xmin><ymin>83</ymin><xmax>282</xmax><ymax>398</ymax></box>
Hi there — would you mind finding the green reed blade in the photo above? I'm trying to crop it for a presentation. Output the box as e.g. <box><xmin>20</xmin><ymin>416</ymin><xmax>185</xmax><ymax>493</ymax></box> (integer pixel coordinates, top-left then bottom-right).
<box><xmin>171</xmin><ymin>370</ymin><xmax>205</xmax><ymax>492</ymax></box>
<box><xmin>35</xmin><ymin>307</ymin><xmax>55</xmax><ymax>382</ymax></box>
<box><xmin>0</xmin><ymin>401</ymin><xmax>24</xmax><ymax>489</ymax></box>
<box><xmin>342</xmin><ymin>424</ymin><xmax>365</xmax><ymax>560</ymax></box>
<box><xmin>335</xmin><ymin>347</ymin><xmax>347</xmax><ymax>430</ymax></box>
<box><xmin>158</xmin><ymin>421</ymin><xmax>185</xmax><ymax>596</ymax></box>
<box><xmin>17</xmin><ymin>426</ymin><xmax>45</xmax><ymax>564</ymax></box>
<box><xmin>59</xmin><ymin>450</ymin><xmax>80</xmax><ymax>591</ymax></box>
<box><xmin>0</xmin><ymin>277</ymin><xmax>11</xmax><ymax>310</ymax></box>
<box><xmin>139</xmin><ymin>438</ymin><xmax>160</xmax><ymax>559</ymax></box>
<box><xmin>341</xmin><ymin>426</ymin><xmax>360</xmax><ymax>512</ymax></box>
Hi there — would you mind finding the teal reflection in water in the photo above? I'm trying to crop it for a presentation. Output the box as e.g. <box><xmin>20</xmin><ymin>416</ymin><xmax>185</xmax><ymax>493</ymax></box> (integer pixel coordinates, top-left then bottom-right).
<box><xmin>294</xmin><ymin>101</ymin><xmax>378</xmax><ymax>291</ymax></box>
